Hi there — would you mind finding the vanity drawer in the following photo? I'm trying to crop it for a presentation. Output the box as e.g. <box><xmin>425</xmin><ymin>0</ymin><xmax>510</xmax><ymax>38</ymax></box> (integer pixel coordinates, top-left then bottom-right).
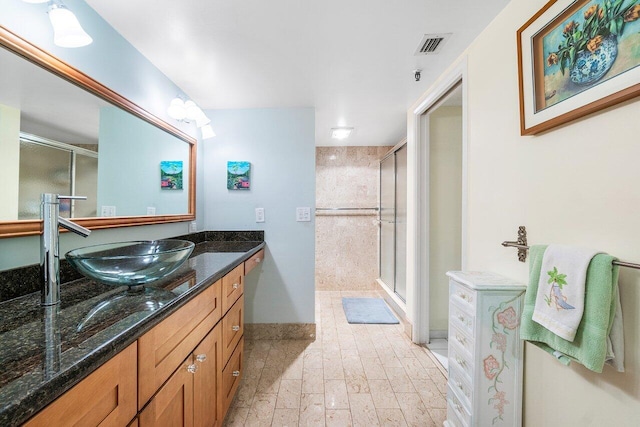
<box><xmin>244</xmin><ymin>248</ymin><xmax>264</xmax><ymax>275</ymax></box>
<box><xmin>138</xmin><ymin>282</ymin><xmax>222</xmax><ymax>408</ymax></box>
<box><xmin>449</xmin><ymin>339</ymin><xmax>473</xmax><ymax>381</ymax></box>
<box><xmin>449</xmin><ymin>280</ymin><xmax>476</xmax><ymax>314</ymax></box>
<box><xmin>449</xmin><ymin>322</ymin><xmax>474</xmax><ymax>358</ymax></box>
<box><xmin>222</xmin><ymin>295</ymin><xmax>244</xmax><ymax>366</ymax></box>
<box><xmin>448</xmin><ymin>365</ymin><xmax>473</xmax><ymax>410</ymax></box>
<box><xmin>222</xmin><ymin>264</ymin><xmax>244</xmax><ymax>314</ymax></box>
<box><xmin>449</xmin><ymin>303</ymin><xmax>475</xmax><ymax>337</ymax></box>
<box><xmin>447</xmin><ymin>385</ymin><xmax>471</xmax><ymax>427</ymax></box>
<box><xmin>222</xmin><ymin>339</ymin><xmax>244</xmax><ymax>416</ymax></box>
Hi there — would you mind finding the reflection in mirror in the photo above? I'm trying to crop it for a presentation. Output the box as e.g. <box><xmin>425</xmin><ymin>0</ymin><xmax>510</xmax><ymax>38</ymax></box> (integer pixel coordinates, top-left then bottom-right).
<box><xmin>0</xmin><ymin>25</ymin><xmax>195</xmax><ymax>237</ymax></box>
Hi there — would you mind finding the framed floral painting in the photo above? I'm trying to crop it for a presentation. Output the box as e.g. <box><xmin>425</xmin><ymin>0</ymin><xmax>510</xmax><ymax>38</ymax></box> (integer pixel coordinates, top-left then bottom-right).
<box><xmin>517</xmin><ymin>0</ymin><xmax>640</xmax><ymax>135</ymax></box>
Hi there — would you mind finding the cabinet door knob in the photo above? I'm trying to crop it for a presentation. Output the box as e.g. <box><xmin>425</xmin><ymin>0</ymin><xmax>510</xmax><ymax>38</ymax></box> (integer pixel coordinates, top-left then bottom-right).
<box><xmin>232</xmin><ymin>370</ymin><xmax>240</xmax><ymax>377</ymax></box>
<box><xmin>255</xmin><ymin>257</ymin><xmax>261</xmax><ymax>263</ymax></box>
<box><xmin>187</xmin><ymin>363</ymin><xmax>198</xmax><ymax>374</ymax></box>
<box><xmin>456</xmin><ymin>334</ymin><xmax>466</xmax><ymax>345</ymax></box>
<box><xmin>457</xmin><ymin>315</ymin><xmax>465</xmax><ymax>323</ymax></box>
<box><xmin>233</xmin><ymin>283</ymin><xmax>239</xmax><ymax>289</ymax></box>
<box><xmin>232</xmin><ymin>325</ymin><xmax>240</xmax><ymax>332</ymax></box>
<box><xmin>196</xmin><ymin>354</ymin><xmax>207</xmax><ymax>363</ymax></box>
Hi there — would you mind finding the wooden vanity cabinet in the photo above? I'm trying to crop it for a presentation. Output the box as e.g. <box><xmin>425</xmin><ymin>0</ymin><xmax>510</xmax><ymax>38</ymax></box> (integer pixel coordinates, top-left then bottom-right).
<box><xmin>24</xmin><ymin>343</ymin><xmax>137</xmax><ymax>427</ymax></box>
<box><xmin>138</xmin><ymin>282</ymin><xmax>222</xmax><ymax>409</ymax></box>
<box><xmin>24</xmin><ymin>249</ymin><xmax>257</xmax><ymax>427</ymax></box>
<box><xmin>139</xmin><ymin>323</ymin><xmax>222</xmax><ymax>427</ymax></box>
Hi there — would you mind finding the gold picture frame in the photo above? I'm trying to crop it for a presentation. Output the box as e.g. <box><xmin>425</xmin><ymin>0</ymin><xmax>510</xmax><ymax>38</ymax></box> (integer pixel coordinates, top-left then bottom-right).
<box><xmin>517</xmin><ymin>0</ymin><xmax>640</xmax><ymax>135</ymax></box>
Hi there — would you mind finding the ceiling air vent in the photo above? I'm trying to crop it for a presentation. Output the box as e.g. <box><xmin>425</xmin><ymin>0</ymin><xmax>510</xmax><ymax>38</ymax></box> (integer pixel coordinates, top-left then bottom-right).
<box><xmin>414</xmin><ymin>33</ymin><xmax>451</xmax><ymax>55</ymax></box>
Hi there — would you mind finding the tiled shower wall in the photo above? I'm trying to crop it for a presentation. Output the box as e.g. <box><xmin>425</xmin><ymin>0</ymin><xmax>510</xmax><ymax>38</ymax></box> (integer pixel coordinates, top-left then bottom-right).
<box><xmin>315</xmin><ymin>146</ymin><xmax>392</xmax><ymax>291</ymax></box>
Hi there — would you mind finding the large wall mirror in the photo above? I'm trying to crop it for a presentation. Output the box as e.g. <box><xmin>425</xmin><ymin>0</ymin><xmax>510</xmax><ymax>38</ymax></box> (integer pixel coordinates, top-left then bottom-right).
<box><xmin>0</xmin><ymin>26</ymin><xmax>196</xmax><ymax>238</ymax></box>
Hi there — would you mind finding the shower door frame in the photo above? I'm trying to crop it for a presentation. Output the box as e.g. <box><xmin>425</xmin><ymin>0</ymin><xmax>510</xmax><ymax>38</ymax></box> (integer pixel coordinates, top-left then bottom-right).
<box><xmin>409</xmin><ymin>58</ymin><xmax>469</xmax><ymax>345</ymax></box>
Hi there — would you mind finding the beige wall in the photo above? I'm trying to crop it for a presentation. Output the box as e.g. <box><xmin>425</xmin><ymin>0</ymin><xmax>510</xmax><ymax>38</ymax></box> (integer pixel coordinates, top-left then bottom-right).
<box><xmin>408</xmin><ymin>0</ymin><xmax>640</xmax><ymax>424</ymax></box>
<box><xmin>429</xmin><ymin>106</ymin><xmax>463</xmax><ymax>332</ymax></box>
<box><xmin>0</xmin><ymin>104</ymin><xmax>20</xmax><ymax>220</ymax></box>
<box><xmin>315</xmin><ymin>146</ymin><xmax>391</xmax><ymax>291</ymax></box>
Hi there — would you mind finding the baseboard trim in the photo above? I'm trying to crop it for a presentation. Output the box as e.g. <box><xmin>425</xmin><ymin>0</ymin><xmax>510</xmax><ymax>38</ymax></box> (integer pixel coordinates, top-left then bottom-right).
<box><xmin>244</xmin><ymin>323</ymin><xmax>316</xmax><ymax>340</ymax></box>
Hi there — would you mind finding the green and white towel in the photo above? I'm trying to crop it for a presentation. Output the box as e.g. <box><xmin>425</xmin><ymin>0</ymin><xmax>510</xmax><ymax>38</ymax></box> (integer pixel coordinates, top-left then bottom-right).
<box><xmin>532</xmin><ymin>244</ymin><xmax>600</xmax><ymax>342</ymax></box>
<box><xmin>521</xmin><ymin>245</ymin><xmax>622</xmax><ymax>373</ymax></box>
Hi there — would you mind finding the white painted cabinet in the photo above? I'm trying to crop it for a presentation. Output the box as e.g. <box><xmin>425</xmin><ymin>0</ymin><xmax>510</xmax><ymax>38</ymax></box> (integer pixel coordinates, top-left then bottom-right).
<box><xmin>444</xmin><ymin>271</ymin><xmax>526</xmax><ymax>427</ymax></box>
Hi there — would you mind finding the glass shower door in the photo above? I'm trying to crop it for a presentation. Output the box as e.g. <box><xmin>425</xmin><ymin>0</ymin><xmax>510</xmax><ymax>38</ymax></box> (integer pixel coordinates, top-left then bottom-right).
<box><xmin>379</xmin><ymin>145</ymin><xmax>407</xmax><ymax>302</ymax></box>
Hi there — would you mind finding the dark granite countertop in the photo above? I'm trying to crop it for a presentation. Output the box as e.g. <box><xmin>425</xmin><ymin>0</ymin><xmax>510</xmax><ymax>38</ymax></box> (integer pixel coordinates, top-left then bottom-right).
<box><xmin>0</xmin><ymin>233</ymin><xmax>264</xmax><ymax>426</ymax></box>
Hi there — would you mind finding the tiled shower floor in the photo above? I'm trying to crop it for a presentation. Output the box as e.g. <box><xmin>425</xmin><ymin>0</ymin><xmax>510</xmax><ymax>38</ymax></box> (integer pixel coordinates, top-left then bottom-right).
<box><xmin>224</xmin><ymin>290</ymin><xmax>448</xmax><ymax>426</ymax></box>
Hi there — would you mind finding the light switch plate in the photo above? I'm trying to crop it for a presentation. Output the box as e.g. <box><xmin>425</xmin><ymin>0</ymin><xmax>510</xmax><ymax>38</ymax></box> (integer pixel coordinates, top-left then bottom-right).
<box><xmin>296</xmin><ymin>207</ymin><xmax>311</xmax><ymax>222</ymax></box>
<box><xmin>255</xmin><ymin>208</ymin><xmax>265</xmax><ymax>223</ymax></box>
<box><xmin>189</xmin><ymin>221</ymin><xmax>197</xmax><ymax>232</ymax></box>
<box><xmin>146</xmin><ymin>207</ymin><xmax>156</xmax><ymax>215</ymax></box>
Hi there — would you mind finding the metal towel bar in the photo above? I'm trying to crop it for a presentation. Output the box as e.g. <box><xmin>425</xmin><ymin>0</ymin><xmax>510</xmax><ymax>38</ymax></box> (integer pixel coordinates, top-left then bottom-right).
<box><xmin>502</xmin><ymin>226</ymin><xmax>640</xmax><ymax>270</ymax></box>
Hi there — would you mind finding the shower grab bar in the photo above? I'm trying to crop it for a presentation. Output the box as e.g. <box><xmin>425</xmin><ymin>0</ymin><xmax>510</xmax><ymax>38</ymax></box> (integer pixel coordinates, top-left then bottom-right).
<box><xmin>502</xmin><ymin>226</ymin><xmax>640</xmax><ymax>270</ymax></box>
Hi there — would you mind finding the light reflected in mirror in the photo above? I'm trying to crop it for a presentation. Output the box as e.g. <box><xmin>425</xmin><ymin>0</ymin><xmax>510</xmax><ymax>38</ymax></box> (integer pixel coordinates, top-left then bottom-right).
<box><xmin>0</xmin><ymin>25</ymin><xmax>195</xmax><ymax>237</ymax></box>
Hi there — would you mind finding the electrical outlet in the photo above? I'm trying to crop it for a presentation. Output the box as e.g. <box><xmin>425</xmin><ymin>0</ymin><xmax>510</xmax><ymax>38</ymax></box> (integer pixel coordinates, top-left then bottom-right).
<box><xmin>101</xmin><ymin>206</ymin><xmax>116</xmax><ymax>217</ymax></box>
<box><xmin>189</xmin><ymin>221</ymin><xmax>197</xmax><ymax>232</ymax></box>
<box><xmin>255</xmin><ymin>208</ymin><xmax>265</xmax><ymax>223</ymax></box>
<box><xmin>296</xmin><ymin>207</ymin><xmax>311</xmax><ymax>222</ymax></box>
<box><xmin>146</xmin><ymin>207</ymin><xmax>156</xmax><ymax>215</ymax></box>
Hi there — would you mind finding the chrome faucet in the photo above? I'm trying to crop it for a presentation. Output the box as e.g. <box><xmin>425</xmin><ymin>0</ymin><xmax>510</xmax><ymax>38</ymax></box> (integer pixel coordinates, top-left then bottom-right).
<box><xmin>41</xmin><ymin>193</ymin><xmax>91</xmax><ymax>306</ymax></box>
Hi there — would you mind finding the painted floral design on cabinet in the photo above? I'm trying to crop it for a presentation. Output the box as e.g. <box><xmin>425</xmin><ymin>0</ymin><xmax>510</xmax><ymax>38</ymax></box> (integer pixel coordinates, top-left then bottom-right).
<box><xmin>484</xmin><ymin>299</ymin><xmax>520</xmax><ymax>424</ymax></box>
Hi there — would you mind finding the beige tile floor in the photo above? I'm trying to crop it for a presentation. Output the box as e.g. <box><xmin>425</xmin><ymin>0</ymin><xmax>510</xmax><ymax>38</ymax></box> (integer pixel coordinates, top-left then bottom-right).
<box><xmin>224</xmin><ymin>291</ymin><xmax>448</xmax><ymax>426</ymax></box>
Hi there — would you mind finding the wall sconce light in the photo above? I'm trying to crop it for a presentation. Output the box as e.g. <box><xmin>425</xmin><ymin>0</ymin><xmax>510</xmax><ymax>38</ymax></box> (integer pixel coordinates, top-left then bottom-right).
<box><xmin>331</xmin><ymin>127</ymin><xmax>354</xmax><ymax>140</ymax></box>
<box><xmin>167</xmin><ymin>96</ymin><xmax>216</xmax><ymax>140</ymax></box>
<box><xmin>22</xmin><ymin>0</ymin><xmax>93</xmax><ymax>48</ymax></box>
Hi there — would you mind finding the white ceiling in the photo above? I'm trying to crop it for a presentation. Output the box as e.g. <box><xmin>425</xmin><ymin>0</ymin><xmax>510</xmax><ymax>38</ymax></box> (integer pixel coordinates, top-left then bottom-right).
<box><xmin>85</xmin><ymin>0</ymin><xmax>508</xmax><ymax>146</ymax></box>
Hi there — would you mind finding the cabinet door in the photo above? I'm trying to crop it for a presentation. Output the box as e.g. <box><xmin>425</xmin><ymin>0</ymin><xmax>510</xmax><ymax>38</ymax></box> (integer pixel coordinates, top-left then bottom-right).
<box><xmin>138</xmin><ymin>282</ymin><xmax>222</xmax><ymax>408</ymax></box>
<box><xmin>193</xmin><ymin>323</ymin><xmax>223</xmax><ymax>427</ymax></box>
<box><xmin>221</xmin><ymin>265</ymin><xmax>243</xmax><ymax>314</ymax></box>
<box><xmin>222</xmin><ymin>295</ymin><xmax>244</xmax><ymax>365</ymax></box>
<box><xmin>25</xmin><ymin>343</ymin><xmax>137</xmax><ymax>427</ymax></box>
<box><xmin>221</xmin><ymin>339</ymin><xmax>244</xmax><ymax>418</ymax></box>
<box><xmin>139</xmin><ymin>359</ymin><xmax>195</xmax><ymax>427</ymax></box>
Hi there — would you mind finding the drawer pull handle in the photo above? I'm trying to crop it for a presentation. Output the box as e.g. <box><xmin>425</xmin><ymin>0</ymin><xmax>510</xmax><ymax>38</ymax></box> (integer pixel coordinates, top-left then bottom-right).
<box><xmin>232</xmin><ymin>370</ymin><xmax>240</xmax><ymax>377</ymax></box>
<box><xmin>232</xmin><ymin>325</ymin><xmax>240</xmax><ymax>332</ymax></box>
<box><xmin>456</xmin><ymin>381</ymin><xmax>463</xmax><ymax>390</ymax></box>
<box><xmin>457</xmin><ymin>292</ymin><xmax>467</xmax><ymax>300</ymax></box>
<box><xmin>457</xmin><ymin>315</ymin><xmax>465</xmax><ymax>323</ymax></box>
<box><xmin>255</xmin><ymin>257</ymin><xmax>261</xmax><ymax>263</ymax></box>
<box><xmin>196</xmin><ymin>354</ymin><xmax>207</xmax><ymax>363</ymax></box>
<box><xmin>187</xmin><ymin>363</ymin><xmax>198</xmax><ymax>374</ymax></box>
<box><xmin>456</xmin><ymin>334</ymin><xmax>467</xmax><ymax>345</ymax></box>
<box><xmin>233</xmin><ymin>283</ymin><xmax>239</xmax><ymax>289</ymax></box>
<box><xmin>456</xmin><ymin>357</ymin><xmax>466</xmax><ymax>367</ymax></box>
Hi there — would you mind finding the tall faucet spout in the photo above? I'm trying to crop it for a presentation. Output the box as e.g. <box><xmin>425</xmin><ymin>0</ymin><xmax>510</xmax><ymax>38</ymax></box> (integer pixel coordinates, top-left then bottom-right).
<box><xmin>59</xmin><ymin>217</ymin><xmax>91</xmax><ymax>237</ymax></box>
<box><xmin>40</xmin><ymin>193</ymin><xmax>90</xmax><ymax>306</ymax></box>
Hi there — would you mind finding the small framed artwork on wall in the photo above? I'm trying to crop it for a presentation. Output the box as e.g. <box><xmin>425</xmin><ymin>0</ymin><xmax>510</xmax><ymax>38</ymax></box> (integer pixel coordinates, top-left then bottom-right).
<box><xmin>517</xmin><ymin>0</ymin><xmax>640</xmax><ymax>135</ymax></box>
<box><xmin>227</xmin><ymin>161</ymin><xmax>251</xmax><ymax>190</ymax></box>
<box><xmin>160</xmin><ymin>160</ymin><xmax>183</xmax><ymax>190</ymax></box>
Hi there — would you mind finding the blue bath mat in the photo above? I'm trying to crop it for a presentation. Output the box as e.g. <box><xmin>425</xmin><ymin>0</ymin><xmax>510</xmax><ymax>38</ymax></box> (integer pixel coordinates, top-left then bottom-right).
<box><xmin>342</xmin><ymin>298</ymin><xmax>399</xmax><ymax>324</ymax></box>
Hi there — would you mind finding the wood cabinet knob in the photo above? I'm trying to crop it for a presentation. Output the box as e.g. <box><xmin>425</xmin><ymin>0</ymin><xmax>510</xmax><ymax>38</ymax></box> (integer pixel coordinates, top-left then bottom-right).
<box><xmin>196</xmin><ymin>354</ymin><xmax>207</xmax><ymax>363</ymax></box>
<box><xmin>232</xmin><ymin>325</ymin><xmax>240</xmax><ymax>332</ymax></box>
<box><xmin>255</xmin><ymin>257</ymin><xmax>261</xmax><ymax>263</ymax></box>
<box><xmin>233</xmin><ymin>283</ymin><xmax>239</xmax><ymax>289</ymax></box>
<box><xmin>187</xmin><ymin>363</ymin><xmax>198</xmax><ymax>374</ymax></box>
<box><xmin>232</xmin><ymin>370</ymin><xmax>240</xmax><ymax>377</ymax></box>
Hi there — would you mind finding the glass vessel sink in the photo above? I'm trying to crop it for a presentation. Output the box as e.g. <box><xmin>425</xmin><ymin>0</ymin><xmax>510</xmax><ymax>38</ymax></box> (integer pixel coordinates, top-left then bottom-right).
<box><xmin>65</xmin><ymin>240</ymin><xmax>195</xmax><ymax>290</ymax></box>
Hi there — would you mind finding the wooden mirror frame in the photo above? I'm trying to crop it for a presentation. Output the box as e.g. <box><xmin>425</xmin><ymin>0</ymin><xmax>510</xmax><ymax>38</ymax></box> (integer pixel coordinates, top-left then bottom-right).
<box><xmin>0</xmin><ymin>26</ymin><xmax>196</xmax><ymax>238</ymax></box>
